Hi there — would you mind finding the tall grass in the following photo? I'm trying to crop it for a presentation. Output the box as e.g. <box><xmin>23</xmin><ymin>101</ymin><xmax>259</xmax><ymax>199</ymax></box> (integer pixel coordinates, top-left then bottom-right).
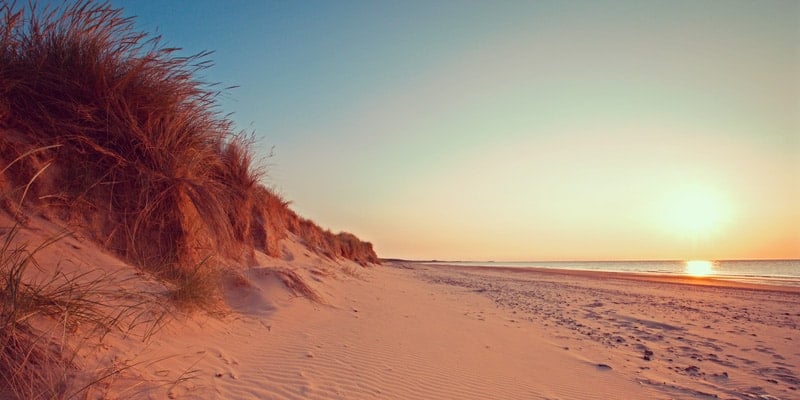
<box><xmin>0</xmin><ymin>0</ymin><xmax>250</xmax><ymax>273</ymax></box>
<box><xmin>0</xmin><ymin>220</ymin><xmax>168</xmax><ymax>399</ymax></box>
<box><xmin>0</xmin><ymin>0</ymin><xmax>378</xmax><ymax>275</ymax></box>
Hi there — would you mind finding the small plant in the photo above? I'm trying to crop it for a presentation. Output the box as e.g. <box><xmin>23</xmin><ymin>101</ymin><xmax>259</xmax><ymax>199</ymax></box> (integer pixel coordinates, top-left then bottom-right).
<box><xmin>168</xmin><ymin>258</ymin><xmax>221</xmax><ymax>312</ymax></box>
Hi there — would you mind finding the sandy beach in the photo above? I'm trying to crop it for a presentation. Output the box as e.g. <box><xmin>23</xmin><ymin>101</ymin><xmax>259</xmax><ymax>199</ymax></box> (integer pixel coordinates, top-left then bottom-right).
<box><xmin>73</xmin><ymin>256</ymin><xmax>796</xmax><ymax>399</ymax></box>
<box><xmin>3</xmin><ymin>214</ymin><xmax>797</xmax><ymax>399</ymax></box>
<box><xmin>409</xmin><ymin>263</ymin><xmax>800</xmax><ymax>399</ymax></box>
<box><xmin>3</xmin><ymin>2</ymin><xmax>798</xmax><ymax>399</ymax></box>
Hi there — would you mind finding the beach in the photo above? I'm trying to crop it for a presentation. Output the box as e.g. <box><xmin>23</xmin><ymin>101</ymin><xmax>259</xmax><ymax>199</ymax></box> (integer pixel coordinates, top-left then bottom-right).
<box><xmin>88</xmin><ymin>259</ymin><xmax>799</xmax><ymax>399</ymax></box>
<box><xmin>411</xmin><ymin>263</ymin><xmax>800</xmax><ymax>399</ymax></box>
<box><xmin>3</xmin><ymin>2</ymin><xmax>798</xmax><ymax>399</ymax></box>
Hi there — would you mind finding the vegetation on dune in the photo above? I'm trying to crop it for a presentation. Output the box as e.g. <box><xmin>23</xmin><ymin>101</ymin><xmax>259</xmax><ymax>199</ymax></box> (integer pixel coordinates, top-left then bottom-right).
<box><xmin>0</xmin><ymin>221</ymin><xmax>167</xmax><ymax>399</ymax></box>
<box><xmin>0</xmin><ymin>0</ymin><xmax>379</xmax><ymax>277</ymax></box>
<box><xmin>0</xmin><ymin>1</ymin><xmax>378</xmax><ymax>397</ymax></box>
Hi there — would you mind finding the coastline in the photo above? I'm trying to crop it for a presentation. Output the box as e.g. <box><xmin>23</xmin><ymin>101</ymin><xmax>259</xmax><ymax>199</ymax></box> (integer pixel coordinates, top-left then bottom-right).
<box><xmin>420</xmin><ymin>262</ymin><xmax>800</xmax><ymax>293</ymax></box>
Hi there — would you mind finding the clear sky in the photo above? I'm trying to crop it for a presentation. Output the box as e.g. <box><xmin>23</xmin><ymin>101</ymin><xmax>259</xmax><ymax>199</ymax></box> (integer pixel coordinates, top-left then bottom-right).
<box><xmin>109</xmin><ymin>0</ymin><xmax>799</xmax><ymax>261</ymax></box>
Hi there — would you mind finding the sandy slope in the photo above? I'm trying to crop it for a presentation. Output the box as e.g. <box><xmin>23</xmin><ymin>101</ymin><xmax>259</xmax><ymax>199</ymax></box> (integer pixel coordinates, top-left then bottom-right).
<box><xmin>7</xmin><ymin>216</ymin><xmax>798</xmax><ymax>399</ymax></box>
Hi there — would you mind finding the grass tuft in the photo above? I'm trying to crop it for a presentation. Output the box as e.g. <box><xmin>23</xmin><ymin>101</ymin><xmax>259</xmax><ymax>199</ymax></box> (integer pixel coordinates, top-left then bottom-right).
<box><xmin>0</xmin><ymin>220</ymin><xmax>168</xmax><ymax>399</ymax></box>
<box><xmin>168</xmin><ymin>258</ymin><xmax>221</xmax><ymax>312</ymax></box>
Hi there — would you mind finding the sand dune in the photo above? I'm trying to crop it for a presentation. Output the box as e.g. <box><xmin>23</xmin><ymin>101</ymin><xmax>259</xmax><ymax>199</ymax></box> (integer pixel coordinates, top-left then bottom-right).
<box><xmin>6</xmin><ymin>215</ymin><xmax>798</xmax><ymax>399</ymax></box>
<box><xmin>4</xmin><ymin>3</ymin><xmax>796</xmax><ymax>399</ymax></box>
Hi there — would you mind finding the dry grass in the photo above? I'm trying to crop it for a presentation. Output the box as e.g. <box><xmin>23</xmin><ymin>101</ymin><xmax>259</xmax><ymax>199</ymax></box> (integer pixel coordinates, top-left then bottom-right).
<box><xmin>0</xmin><ymin>0</ymin><xmax>255</xmax><ymax>273</ymax></box>
<box><xmin>340</xmin><ymin>263</ymin><xmax>365</xmax><ymax>279</ymax></box>
<box><xmin>275</xmin><ymin>268</ymin><xmax>325</xmax><ymax>304</ymax></box>
<box><xmin>0</xmin><ymin>152</ymin><xmax>166</xmax><ymax>399</ymax></box>
<box><xmin>168</xmin><ymin>258</ymin><xmax>221</xmax><ymax>312</ymax></box>
<box><xmin>0</xmin><ymin>0</ymin><xmax>378</xmax><ymax>278</ymax></box>
<box><xmin>0</xmin><ymin>1</ymin><xmax>379</xmax><ymax>396</ymax></box>
<box><xmin>0</xmin><ymin>221</ymin><xmax>168</xmax><ymax>399</ymax></box>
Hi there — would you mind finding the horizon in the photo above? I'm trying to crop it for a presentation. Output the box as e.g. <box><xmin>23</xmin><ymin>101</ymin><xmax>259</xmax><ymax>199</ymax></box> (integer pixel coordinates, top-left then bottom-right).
<box><xmin>106</xmin><ymin>0</ymin><xmax>798</xmax><ymax>261</ymax></box>
<box><xmin>385</xmin><ymin>257</ymin><xmax>800</xmax><ymax>263</ymax></box>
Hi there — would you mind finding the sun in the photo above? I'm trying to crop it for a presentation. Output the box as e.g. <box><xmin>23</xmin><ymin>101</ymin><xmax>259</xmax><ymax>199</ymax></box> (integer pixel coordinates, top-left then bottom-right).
<box><xmin>660</xmin><ymin>186</ymin><xmax>731</xmax><ymax>238</ymax></box>
<box><xmin>685</xmin><ymin>260</ymin><xmax>714</xmax><ymax>277</ymax></box>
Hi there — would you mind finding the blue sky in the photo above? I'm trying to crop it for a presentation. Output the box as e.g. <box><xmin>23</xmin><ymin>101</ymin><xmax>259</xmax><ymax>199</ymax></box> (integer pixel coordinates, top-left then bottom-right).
<box><xmin>108</xmin><ymin>0</ymin><xmax>799</xmax><ymax>260</ymax></box>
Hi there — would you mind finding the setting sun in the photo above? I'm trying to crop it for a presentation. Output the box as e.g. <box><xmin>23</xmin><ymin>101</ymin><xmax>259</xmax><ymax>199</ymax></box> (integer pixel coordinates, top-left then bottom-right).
<box><xmin>685</xmin><ymin>260</ymin><xmax>714</xmax><ymax>277</ymax></box>
<box><xmin>660</xmin><ymin>186</ymin><xmax>732</xmax><ymax>239</ymax></box>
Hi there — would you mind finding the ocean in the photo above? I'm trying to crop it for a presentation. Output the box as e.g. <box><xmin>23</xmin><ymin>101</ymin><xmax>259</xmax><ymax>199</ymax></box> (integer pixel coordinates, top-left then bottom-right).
<box><xmin>427</xmin><ymin>259</ymin><xmax>800</xmax><ymax>287</ymax></box>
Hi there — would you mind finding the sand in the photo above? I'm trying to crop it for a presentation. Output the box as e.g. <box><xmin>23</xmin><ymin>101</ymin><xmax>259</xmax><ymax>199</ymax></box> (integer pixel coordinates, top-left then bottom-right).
<box><xmin>89</xmin><ymin>261</ymin><xmax>797</xmax><ymax>399</ymax></box>
<box><xmin>410</xmin><ymin>263</ymin><xmax>800</xmax><ymax>399</ymax></box>
<box><xmin>7</xmin><ymin>216</ymin><xmax>799</xmax><ymax>399</ymax></box>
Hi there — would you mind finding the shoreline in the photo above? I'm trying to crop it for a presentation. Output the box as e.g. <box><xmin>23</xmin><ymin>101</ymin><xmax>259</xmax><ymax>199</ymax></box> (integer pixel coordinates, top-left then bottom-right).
<box><xmin>420</xmin><ymin>262</ymin><xmax>800</xmax><ymax>293</ymax></box>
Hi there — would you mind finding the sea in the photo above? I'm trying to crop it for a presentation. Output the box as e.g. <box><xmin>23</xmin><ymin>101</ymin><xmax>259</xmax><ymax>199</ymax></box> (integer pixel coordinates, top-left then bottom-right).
<box><xmin>427</xmin><ymin>259</ymin><xmax>800</xmax><ymax>287</ymax></box>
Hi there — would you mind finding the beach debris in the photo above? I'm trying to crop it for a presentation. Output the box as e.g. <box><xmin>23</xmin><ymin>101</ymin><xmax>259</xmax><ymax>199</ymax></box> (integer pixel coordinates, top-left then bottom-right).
<box><xmin>643</xmin><ymin>349</ymin><xmax>654</xmax><ymax>361</ymax></box>
<box><xmin>597</xmin><ymin>363</ymin><xmax>613</xmax><ymax>370</ymax></box>
<box><xmin>684</xmin><ymin>365</ymin><xmax>701</xmax><ymax>376</ymax></box>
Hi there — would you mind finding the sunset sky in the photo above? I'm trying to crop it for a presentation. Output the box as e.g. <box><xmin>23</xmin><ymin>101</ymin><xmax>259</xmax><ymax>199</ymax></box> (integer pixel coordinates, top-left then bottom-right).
<box><xmin>110</xmin><ymin>0</ymin><xmax>799</xmax><ymax>261</ymax></box>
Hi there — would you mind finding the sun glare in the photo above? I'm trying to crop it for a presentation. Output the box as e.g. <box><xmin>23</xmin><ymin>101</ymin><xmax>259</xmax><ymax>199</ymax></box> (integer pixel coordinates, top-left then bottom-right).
<box><xmin>660</xmin><ymin>186</ymin><xmax>731</xmax><ymax>238</ymax></box>
<box><xmin>685</xmin><ymin>260</ymin><xmax>714</xmax><ymax>277</ymax></box>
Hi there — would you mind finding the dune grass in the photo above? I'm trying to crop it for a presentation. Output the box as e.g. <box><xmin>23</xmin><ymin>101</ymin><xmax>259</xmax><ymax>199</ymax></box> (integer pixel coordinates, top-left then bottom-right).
<box><xmin>0</xmin><ymin>148</ymin><xmax>166</xmax><ymax>399</ymax></box>
<box><xmin>0</xmin><ymin>1</ymin><xmax>377</xmax><ymax>396</ymax></box>
<box><xmin>0</xmin><ymin>219</ymin><xmax>169</xmax><ymax>399</ymax></box>
<box><xmin>0</xmin><ymin>0</ymin><xmax>377</xmax><ymax>277</ymax></box>
<box><xmin>0</xmin><ymin>0</ymin><xmax>256</xmax><ymax>273</ymax></box>
<box><xmin>168</xmin><ymin>257</ymin><xmax>222</xmax><ymax>312</ymax></box>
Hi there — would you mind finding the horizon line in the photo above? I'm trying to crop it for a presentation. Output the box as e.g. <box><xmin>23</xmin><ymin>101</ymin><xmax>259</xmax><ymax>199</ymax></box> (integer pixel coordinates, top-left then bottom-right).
<box><xmin>382</xmin><ymin>258</ymin><xmax>800</xmax><ymax>263</ymax></box>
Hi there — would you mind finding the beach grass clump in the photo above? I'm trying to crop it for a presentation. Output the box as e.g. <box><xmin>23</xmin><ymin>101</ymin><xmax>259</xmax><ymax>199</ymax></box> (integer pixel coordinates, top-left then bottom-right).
<box><xmin>0</xmin><ymin>224</ymin><xmax>69</xmax><ymax>399</ymax></box>
<box><xmin>0</xmin><ymin>0</ymin><xmax>377</xmax><ymax>280</ymax></box>
<box><xmin>0</xmin><ymin>220</ymin><xmax>165</xmax><ymax>399</ymax></box>
<box><xmin>168</xmin><ymin>258</ymin><xmax>221</xmax><ymax>312</ymax></box>
<box><xmin>0</xmin><ymin>0</ymin><xmax>252</xmax><ymax>273</ymax></box>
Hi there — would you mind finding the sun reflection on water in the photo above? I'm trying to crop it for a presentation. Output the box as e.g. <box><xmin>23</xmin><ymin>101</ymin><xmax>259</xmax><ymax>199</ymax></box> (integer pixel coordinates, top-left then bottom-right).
<box><xmin>685</xmin><ymin>260</ymin><xmax>714</xmax><ymax>277</ymax></box>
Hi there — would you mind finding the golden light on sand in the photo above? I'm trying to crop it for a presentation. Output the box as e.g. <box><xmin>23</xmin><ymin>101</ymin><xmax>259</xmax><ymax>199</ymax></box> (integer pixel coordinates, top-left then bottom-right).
<box><xmin>685</xmin><ymin>260</ymin><xmax>714</xmax><ymax>277</ymax></box>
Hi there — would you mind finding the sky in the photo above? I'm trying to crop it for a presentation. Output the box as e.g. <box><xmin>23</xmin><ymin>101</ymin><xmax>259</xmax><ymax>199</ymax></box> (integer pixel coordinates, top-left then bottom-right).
<box><xmin>107</xmin><ymin>0</ymin><xmax>799</xmax><ymax>261</ymax></box>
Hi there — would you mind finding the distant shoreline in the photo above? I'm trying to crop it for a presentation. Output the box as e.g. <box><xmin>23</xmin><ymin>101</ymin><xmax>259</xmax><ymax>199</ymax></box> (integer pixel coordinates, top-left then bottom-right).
<box><xmin>413</xmin><ymin>261</ymin><xmax>800</xmax><ymax>292</ymax></box>
<box><xmin>384</xmin><ymin>258</ymin><xmax>800</xmax><ymax>263</ymax></box>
